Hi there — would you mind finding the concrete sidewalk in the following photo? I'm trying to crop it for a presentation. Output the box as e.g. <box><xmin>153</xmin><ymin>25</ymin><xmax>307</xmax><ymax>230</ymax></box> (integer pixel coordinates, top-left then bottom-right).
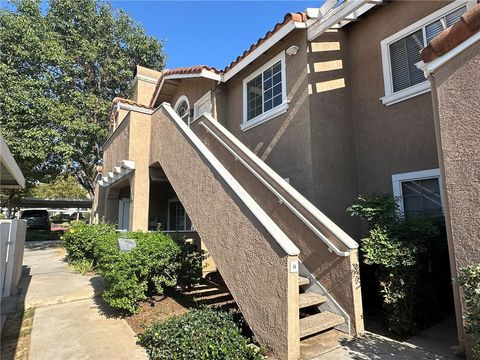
<box><xmin>21</xmin><ymin>241</ymin><xmax>146</xmax><ymax>360</ymax></box>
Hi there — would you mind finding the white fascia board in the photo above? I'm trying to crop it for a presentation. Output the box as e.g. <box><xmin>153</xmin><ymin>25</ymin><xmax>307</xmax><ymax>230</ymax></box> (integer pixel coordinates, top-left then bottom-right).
<box><xmin>116</xmin><ymin>102</ymin><xmax>154</xmax><ymax>115</ymax></box>
<box><xmin>420</xmin><ymin>32</ymin><xmax>480</xmax><ymax>76</ymax></box>
<box><xmin>307</xmin><ymin>0</ymin><xmax>374</xmax><ymax>41</ymax></box>
<box><xmin>150</xmin><ymin>70</ymin><xmax>221</xmax><ymax>107</ymax></box>
<box><xmin>130</xmin><ymin>74</ymin><xmax>158</xmax><ymax>87</ymax></box>
<box><xmin>222</xmin><ymin>21</ymin><xmax>303</xmax><ymax>82</ymax></box>
<box><xmin>0</xmin><ymin>133</ymin><xmax>25</xmax><ymax>189</ymax></box>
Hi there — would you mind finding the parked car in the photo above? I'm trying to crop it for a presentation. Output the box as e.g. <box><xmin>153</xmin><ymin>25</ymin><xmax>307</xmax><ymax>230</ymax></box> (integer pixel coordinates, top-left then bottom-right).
<box><xmin>21</xmin><ymin>210</ymin><xmax>51</xmax><ymax>230</ymax></box>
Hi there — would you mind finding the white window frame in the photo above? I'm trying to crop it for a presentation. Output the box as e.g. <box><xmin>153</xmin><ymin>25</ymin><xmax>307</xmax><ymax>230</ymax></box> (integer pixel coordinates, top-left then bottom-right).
<box><xmin>380</xmin><ymin>1</ymin><xmax>475</xmax><ymax>106</ymax></box>
<box><xmin>241</xmin><ymin>51</ymin><xmax>288</xmax><ymax>131</ymax></box>
<box><xmin>193</xmin><ymin>91</ymin><xmax>212</xmax><ymax>122</ymax></box>
<box><xmin>392</xmin><ymin>168</ymin><xmax>444</xmax><ymax>216</ymax></box>
<box><xmin>174</xmin><ymin>95</ymin><xmax>190</xmax><ymax>123</ymax></box>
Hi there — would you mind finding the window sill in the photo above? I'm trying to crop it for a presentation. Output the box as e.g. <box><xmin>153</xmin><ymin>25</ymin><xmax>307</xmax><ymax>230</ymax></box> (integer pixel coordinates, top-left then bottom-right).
<box><xmin>241</xmin><ymin>102</ymin><xmax>289</xmax><ymax>131</ymax></box>
<box><xmin>380</xmin><ymin>81</ymin><xmax>430</xmax><ymax>106</ymax></box>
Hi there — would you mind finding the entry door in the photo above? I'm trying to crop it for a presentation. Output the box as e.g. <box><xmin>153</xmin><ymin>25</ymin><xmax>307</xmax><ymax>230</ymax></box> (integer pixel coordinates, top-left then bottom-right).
<box><xmin>118</xmin><ymin>198</ymin><xmax>131</xmax><ymax>231</ymax></box>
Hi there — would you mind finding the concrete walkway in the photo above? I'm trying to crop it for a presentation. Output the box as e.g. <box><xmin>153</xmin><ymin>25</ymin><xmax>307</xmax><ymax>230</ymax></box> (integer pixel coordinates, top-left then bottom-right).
<box><xmin>21</xmin><ymin>241</ymin><xmax>146</xmax><ymax>360</ymax></box>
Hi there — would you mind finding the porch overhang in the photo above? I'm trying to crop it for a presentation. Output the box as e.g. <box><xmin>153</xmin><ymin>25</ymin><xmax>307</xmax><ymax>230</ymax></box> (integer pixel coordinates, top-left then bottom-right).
<box><xmin>98</xmin><ymin>160</ymin><xmax>135</xmax><ymax>187</ymax></box>
<box><xmin>0</xmin><ymin>134</ymin><xmax>25</xmax><ymax>189</ymax></box>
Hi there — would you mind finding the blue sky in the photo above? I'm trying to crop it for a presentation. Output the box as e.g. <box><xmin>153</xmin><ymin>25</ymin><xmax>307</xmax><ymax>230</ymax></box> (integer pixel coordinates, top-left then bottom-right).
<box><xmin>106</xmin><ymin>1</ymin><xmax>316</xmax><ymax>69</ymax></box>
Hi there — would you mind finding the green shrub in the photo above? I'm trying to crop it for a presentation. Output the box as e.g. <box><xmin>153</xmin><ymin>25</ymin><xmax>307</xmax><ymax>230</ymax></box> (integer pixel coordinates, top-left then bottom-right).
<box><xmin>459</xmin><ymin>264</ymin><xmax>480</xmax><ymax>358</ymax></box>
<box><xmin>94</xmin><ymin>231</ymin><xmax>204</xmax><ymax>313</ymax></box>
<box><xmin>348</xmin><ymin>194</ymin><xmax>446</xmax><ymax>335</ymax></box>
<box><xmin>62</xmin><ymin>222</ymin><xmax>116</xmax><ymax>263</ymax></box>
<box><xmin>138</xmin><ymin>307</ymin><xmax>264</xmax><ymax>360</ymax></box>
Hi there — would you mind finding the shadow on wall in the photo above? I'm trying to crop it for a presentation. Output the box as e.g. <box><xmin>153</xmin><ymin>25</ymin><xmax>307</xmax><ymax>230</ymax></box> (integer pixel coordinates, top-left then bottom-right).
<box><xmin>308</xmin><ymin>29</ymin><xmax>346</xmax><ymax>96</ymax></box>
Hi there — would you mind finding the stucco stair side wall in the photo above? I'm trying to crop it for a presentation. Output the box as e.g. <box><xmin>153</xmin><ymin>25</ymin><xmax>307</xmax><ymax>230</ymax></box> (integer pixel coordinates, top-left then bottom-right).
<box><xmin>128</xmin><ymin>112</ymin><xmax>153</xmax><ymax>231</ymax></box>
<box><xmin>307</xmin><ymin>28</ymin><xmax>360</xmax><ymax>240</ymax></box>
<box><xmin>223</xmin><ymin>30</ymin><xmax>316</xmax><ymax>203</ymax></box>
<box><xmin>430</xmin><ymin>41</ymin><xmax>480</xmax><ymax>360</ymax></box>
<box><xmin>346</xmin><ymin>1</ymin><xmax>447</xmax><ymax>197</ymax></box>
<box><xmin>192</xmin><ymin>121</ymin><xmax>363</xmax><ymax>335</ymax></box>
<box><xmin>103</xmin><ymin>114</ymin><xmax>131</xmax><ymax>174</ymax></box>
<box><xmin>149</xmin><ymin>108</ymin><xmax>299</xmax><ymax>359</ymax></box>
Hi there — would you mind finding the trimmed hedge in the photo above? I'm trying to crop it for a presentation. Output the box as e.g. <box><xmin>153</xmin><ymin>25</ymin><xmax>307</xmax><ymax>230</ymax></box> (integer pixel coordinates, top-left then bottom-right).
<box><xmin>138</xmin><ymin>307</ymin><xmax>264</xmax><ymax>360</ymax></box>
<box><xmin>62</xmin><ymin>223</ymin><xmax>204</xmax><ymax>313</ymax></box>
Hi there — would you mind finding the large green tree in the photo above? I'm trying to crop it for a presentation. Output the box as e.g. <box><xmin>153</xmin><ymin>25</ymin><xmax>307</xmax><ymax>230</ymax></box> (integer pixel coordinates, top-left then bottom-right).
<box><xmin>0</xmin><ymin>0</ymin><xmax>165</xmax><ymax>196</ymax></box>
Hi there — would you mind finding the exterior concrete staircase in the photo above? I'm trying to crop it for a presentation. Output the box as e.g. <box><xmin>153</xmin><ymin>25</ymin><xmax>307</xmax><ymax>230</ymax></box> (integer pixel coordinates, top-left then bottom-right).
<box><xmin>298</xmin><ymin>276</ymin><xmax>344</xmax><ymax>339</ymax></box>
<box><xmin>146</xmin><ymin>104</ymin><xmax>362</xmax><ymax>359</ymax></box>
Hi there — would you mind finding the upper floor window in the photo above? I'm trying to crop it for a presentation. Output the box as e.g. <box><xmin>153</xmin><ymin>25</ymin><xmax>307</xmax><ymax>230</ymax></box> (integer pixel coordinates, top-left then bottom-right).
<box><xmin>174</xmin><ymin>95</ymin><xmax>190</xmax><ymax>124</ymax></box>
<box><xmin>242</xmin><ymin>51</ymin><xmax>288</xmax><ymax>131</ymax></box>
<box><xmin>381</xmin><ymin>2</ymin><xmax>471</xmax><ymax>106</ymax></box>
<box><xmin>392</xmin><ymin>169</ymin><xmax>444</xmax><ymax>218</ymax></box>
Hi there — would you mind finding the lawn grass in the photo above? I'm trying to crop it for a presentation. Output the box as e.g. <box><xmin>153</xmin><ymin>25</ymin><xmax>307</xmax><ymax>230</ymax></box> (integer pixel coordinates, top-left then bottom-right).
<box><xmin>1</xmin><ymin>308</ymin><xmax>36</xmax><ymax>360</ymax></box>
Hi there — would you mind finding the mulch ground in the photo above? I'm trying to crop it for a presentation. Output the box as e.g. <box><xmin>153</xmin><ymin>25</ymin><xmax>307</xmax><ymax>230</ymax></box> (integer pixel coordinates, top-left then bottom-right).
<box><xmin>125</xmin><ymin>275</ymin><xmax>237</xmax><ymax>335</ymax></box>
<box><xmin>1</xmin><ymin>308</ymin><xmax>35</xmax><ymax>360</ymax></box>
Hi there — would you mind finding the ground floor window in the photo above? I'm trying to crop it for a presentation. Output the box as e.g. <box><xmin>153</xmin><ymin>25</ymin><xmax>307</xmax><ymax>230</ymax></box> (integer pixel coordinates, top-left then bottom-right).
<box><xmin>167</xmin><ymin>198</ymin><xmax>193</xmax><ymax>231</ymax></box>
<box><xmin>392</xmin><ymin>169</ymin><xmax>443</xmax><ymax>217</ymax></box>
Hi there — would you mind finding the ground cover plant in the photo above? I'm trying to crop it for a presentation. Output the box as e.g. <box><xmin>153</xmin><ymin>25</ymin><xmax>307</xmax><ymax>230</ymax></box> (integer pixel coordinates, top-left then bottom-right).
<box><xmin>138</xmin><ymin>307</ymin><xmax>263</xmax><ymax>360</ymax></box>
<box><xmin>62</xmin><ymin>223</ymin><xmax>204</xmax><ymax>313</ymax></box>
<box><xmin>348</xmin><ymin>194</ymin><xmax>449</xmax><ymax>336</ymax></box>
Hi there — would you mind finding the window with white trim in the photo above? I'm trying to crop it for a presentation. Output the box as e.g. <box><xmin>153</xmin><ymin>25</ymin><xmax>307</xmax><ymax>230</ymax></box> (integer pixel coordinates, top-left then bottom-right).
<box><xmin>242</xmin><ymin>51</ymin><xmax>288</xmax><ymax>131</ymax></box>
<box><xmin>381</xmin><ymin>2</ymin><xmax>471</xmax><ymax>106</ymax></box>
<box><xmin>174</xmin><ymin>95</ymin><xmax>190</xmax><ymax>124</ymax></box>
<box><xmin>193</xmin><ymin>91</ymin><xmax>212</xmax><ymax>121</ymax></box>
<box><xmin>392</xmin><ymin>169</ymin><xmax>444</xmax><ymax>217</ymax></box>
<box><xmin>167</xmin><ymin>198</ymin><xmax>193</xmax><ymax>231</ymax></box>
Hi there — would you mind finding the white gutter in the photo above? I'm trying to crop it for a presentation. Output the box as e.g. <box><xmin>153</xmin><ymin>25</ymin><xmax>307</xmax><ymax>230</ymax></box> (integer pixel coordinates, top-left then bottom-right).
<box><xmin>0</xmin><ymin>133</ymin><xmax>25</xmax><ymax>189</ymax></box>
<box><xmin>161</xmin><ymin>103</ymin><xmax>300</xmax><ymax>256</ymax></box>
<box><xmin>418</xmin><ymin>31</ymin><xmax>480</xmax><ymax>76</ymax></box>
<box><xmin>200</xmin><ymin>114</ymin><xmax>358</xmax><ymax>255</ymax></box>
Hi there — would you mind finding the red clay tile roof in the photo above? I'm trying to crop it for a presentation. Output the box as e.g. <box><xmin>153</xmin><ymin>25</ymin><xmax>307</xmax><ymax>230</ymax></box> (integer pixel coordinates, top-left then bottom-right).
<box><xmin>223</xmin><ymin>12</ymin><xmax>307</xmax><ymax>73</ymax></box>
<box><xmin>148</xmin><ymin>65</ymin><xmax>221</xmax><ymax>106</ymax></box>
<box><xmin>421</xmin><ymin>3</ymin><xmax>480</xmax><ymax>63</ymax></box>
<box><xmin>109</xmin><ymin>97</ymin><xmax>153</xmax><ymax>124</ymax></box>
<box><xmin>149</xmin><ymin>12</ymin><xmax>307</xmax><ymax>106</ymax></box>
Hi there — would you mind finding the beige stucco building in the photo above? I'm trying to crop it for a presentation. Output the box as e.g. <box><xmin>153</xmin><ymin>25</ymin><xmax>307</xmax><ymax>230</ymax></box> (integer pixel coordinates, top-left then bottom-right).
<box><xmin>92</xmin><ymin>1</ymin><xmax>480</xmax><ymax>359</ymax></box>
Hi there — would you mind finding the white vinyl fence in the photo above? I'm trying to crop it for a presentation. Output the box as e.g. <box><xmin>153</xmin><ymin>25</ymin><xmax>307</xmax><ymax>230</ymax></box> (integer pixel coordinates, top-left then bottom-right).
<box><xmin>0</xmin><ymin>219</ymin><xmax>27</xmax><ymax>298</ymax></box>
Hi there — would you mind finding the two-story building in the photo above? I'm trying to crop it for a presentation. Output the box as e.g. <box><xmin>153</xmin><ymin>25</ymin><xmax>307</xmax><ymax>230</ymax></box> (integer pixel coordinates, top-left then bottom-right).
<box><xmin>92</xmin><ymin>1</ymin><xmax>480</xmax><ymax>359</ymax></box>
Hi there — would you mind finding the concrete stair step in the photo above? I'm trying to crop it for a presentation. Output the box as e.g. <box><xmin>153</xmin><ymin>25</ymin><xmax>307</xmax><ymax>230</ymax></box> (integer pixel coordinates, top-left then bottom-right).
<box><xmin>300</xmin><ymin>311</ymin><xmax>344</xmax><ymax>338</ymax></box>
<box><xmin>299</xmin><ymin>293</ymin><xmax>327</xmax><ymax>309</ymax></box>
<box><xmin>299</xmin><ymin>276</ymin><xmax>310</xmax><ymax>286</ymax></box>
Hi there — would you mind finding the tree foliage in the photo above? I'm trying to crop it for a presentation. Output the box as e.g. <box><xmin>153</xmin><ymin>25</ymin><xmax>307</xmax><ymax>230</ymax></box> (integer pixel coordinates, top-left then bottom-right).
<box><xmin>28</xmin><ymin>175</ymin><xmax>88</xmax><ymax>199</ymax></box>
<box><xmin>0</xmin><ymin>0</ymin><xmax>165</xmax><ymax>195</ymax></box>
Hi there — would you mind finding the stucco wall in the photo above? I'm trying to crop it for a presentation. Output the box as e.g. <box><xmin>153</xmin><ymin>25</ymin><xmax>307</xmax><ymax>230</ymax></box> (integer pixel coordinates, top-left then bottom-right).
<box><xmin>169</xmin><ymin>78</ymin><xmax>218</xmax><ymax>120</ymax></box>
<box><xmin>223</xmin><ymin>30</ymin><xmax>315</xmax><ymax>201</ymax></box>
<box><xmin>430</xmin><ymin>41</ymin><xmax>480</xmax><ymax>358</ymax></box>
<box><xmin>307</xmin><ymin>28</ymin><xmax>360</xmax><ymax>238</ymax></box>
<box><xmin>103</xmin><ymin>114</ymin><xmax>130</xmax><ymax>174</ymax></box>
<box><xmin>150</xmin><ymin>106</ymin><xmax>299</xmax><ymax>359</ymax></box>
<box><xmin>347</xmin><ymin>1</ymin><xmax>448</xmax><ymax>197</ymax></box>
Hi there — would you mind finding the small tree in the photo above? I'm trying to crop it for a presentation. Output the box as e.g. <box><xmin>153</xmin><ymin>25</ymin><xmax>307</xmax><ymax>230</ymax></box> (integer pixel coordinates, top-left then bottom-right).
<box><xmin>348</xmin><ymin>194</ymin><xmax>446</xmax><ymax>335</ymax></box>
<box><xmin>0</xmin><ymin>0</ymin><xmax>165</xmax><ymax>196</ymax></box>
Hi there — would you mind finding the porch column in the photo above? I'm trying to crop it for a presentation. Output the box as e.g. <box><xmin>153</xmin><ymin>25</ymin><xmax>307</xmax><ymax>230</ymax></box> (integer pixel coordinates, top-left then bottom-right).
<box><xmin>129</xmin><ymin>172</ymin><xmax>149</xmax><ymax>231</ymax></box>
